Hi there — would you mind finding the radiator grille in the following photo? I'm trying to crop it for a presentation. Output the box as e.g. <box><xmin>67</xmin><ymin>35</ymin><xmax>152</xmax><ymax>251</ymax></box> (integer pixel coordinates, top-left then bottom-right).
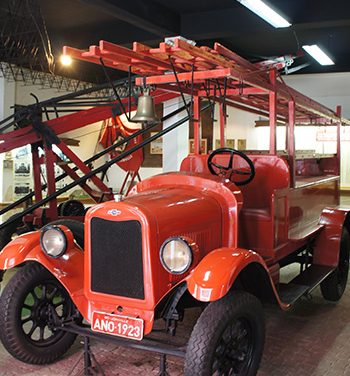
<box><xmin>90</xmin><ymin>218</ymin><xmax>144</xmax><ymax>299</ymax></box>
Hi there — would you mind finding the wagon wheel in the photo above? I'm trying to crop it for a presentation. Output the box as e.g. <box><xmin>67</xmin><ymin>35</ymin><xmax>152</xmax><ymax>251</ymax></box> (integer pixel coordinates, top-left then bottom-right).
<box><xmin>321</xmin><ymin>227</ymin><xmax>350</xmax><ymax>301</ymax></box>
<box><xmin>0</xmin><ymin>263</ymin><xmax>78</xmax><ymax>364</ymax></box>
<box><xmin>207</xmin><ymin>148</ymin><xmax>255</xmax><ymax>186</ymax></box>
<box><xmin>184</xmin><ymin>291</ymin><xmax>265</xmax><ymax>376</ymax></box>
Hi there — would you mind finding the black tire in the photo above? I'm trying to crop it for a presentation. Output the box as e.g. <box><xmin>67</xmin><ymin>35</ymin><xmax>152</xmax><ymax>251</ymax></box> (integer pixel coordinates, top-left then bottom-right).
<box><xmin>184</xmin><ymin>291</ymin><xmax>265</xmax><ymax>376</ymax></box>
<box><xmin>0</xmin><ymin>214</ymin><xmax>31</xmax><ymax>282</ymax></box>
<box><xmin>0</xmin><ymin>213</ymin><xmax>30</xmax><ymax>252</ymax></box>
<box><xmin>59</xmin><ymin>200</ymin><xmax>85</xmax><ymax>217</ymax></box>
<box><xmin>321</xmin><ymin>227</ymin><xmax>350</xmax><ymax>302</ymax></box>
<box><xmin>48</xmin><ymin>219</ymin><xmax>84</xmax><ymax>249</ymax></box>
<box><xmin>0</xmin><ymin>263</ymin><xmax>77</xmax><ymax>364</ymax></box>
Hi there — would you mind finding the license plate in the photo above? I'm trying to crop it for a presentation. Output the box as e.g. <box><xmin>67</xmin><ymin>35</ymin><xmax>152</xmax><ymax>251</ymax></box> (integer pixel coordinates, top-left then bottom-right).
<box><xmin>91</xmin><ymin>311</ymin><xmax>144</xmax><ymax>341</ymax></box>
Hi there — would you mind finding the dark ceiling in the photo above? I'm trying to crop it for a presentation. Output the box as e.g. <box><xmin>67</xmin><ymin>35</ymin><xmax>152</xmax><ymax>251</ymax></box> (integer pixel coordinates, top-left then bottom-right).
<box><xmin>4</xmin><ymin>0</ymin><xmax>350</xmax><ymax>82</ymax></box>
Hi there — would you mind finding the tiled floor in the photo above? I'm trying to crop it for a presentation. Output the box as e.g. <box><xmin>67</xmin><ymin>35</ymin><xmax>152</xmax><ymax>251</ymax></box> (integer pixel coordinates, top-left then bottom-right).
<box><xmin>0</xmin><ymin>195</ymin><xmax>350</xmax><ymax>375</ymax></box>
<box><xmin>2</xmin><ymin>281</ymin><xmax>350</xmax><ymax>376</ymax></box>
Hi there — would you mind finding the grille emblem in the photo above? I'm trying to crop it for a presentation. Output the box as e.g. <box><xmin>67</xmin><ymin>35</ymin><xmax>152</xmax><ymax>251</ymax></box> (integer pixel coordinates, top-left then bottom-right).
<box><xmin>107</xmin><ymin>209</ymin><xmax>122</xmax><ymax>216</ymax></box>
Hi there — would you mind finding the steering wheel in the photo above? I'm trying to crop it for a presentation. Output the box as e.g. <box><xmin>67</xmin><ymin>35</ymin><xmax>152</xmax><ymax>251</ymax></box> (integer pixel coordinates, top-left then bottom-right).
<box><xmin>207</xmin><ymin>148</ymin><xmax>255</xmax><ymax>186</ymax></box>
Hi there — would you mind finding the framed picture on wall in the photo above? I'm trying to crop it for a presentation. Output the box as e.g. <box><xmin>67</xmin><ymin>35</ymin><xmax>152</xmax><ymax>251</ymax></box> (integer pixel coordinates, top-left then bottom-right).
<box><xmin>237</xmin><ymin>139</ymin><xmax>247</xmax><ymax>150</ymax></box>
<box><xmin>150</xmin><ymin>132</ymin><xmax>163</xmax><ymax>154</ymax></box>
<box><xmin>189</xmin><ymin>139</ymin><xmax>207</xmax><ymax>154</ymax></box>
<box><xmin>215</xmin><ymin>139</ymin><xmax>235</xmax><ymax>149</ymax></box>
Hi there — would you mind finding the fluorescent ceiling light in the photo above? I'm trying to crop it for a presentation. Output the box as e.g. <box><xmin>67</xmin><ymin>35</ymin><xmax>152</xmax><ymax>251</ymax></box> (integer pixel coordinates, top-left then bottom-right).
<box><xmin>302</xmin><ymin>45</ymin><xmax>335</xmax><ymax>66</ymax></box>
<box><xmin>236</xmin><ymin>0</ymin><xmax>291</xmax><ymax>28</ymax></box>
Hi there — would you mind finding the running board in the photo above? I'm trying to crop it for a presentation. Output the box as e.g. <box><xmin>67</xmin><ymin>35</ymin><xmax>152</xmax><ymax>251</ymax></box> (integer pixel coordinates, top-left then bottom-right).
<box><xmin>279</xmin><ymin>265</ymin><xmax>335</xmax><ymax>305</ymax></box>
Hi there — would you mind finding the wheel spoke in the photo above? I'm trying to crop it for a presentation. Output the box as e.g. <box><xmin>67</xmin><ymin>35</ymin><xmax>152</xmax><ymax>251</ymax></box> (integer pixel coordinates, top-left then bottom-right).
<box><xmin>39</xmin><ymin>326</ymin><xmax>45</xmax><ymax>341</ymax></box>
<box><xmin>21</xmin><ymin>317</ymin><xmax>33</xmax><ymax>324</ymax></box>
<box><xmin>41</xmin><ymin>285</ymin><xmax>47</xmax><ymax>300</ymax></box>
<box><xmin>23</xmin><ymin>303</ymin><xmax>33</xmax><ymax>310</ymax></box>
<box><xmin>232</xmin><ymin>169</ymin><xmax>251</xmax><ymax>176</ymax></box>
<box><xmin>228</xmin><ymin>152</ymin><xmax>234</xmax><ymax>169</ymax></box>
<box><xmin>212</xmin><ymin>161</ymin><xmax>229</xmax><ymax>171</ymax></box>
<box><xmin>48</xmin><ymin>287</ymin><xmax>58</xmax><ymax>301</ymax></box>
<box><xmin>27</xmin><ymin>322</ymin><xmax>38</xmax><ymax>338</ymax></box>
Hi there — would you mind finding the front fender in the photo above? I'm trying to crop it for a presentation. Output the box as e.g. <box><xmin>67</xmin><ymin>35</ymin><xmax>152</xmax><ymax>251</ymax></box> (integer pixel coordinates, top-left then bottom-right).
<box><xmin>0</xmin><ymin>230</ymin><xmax>87</xmax><ymax>316</ymax></box>
<box><xmin>186</xmin><ymin>247</ymin><xmax>268</xmax><ymax>302</ymax></box>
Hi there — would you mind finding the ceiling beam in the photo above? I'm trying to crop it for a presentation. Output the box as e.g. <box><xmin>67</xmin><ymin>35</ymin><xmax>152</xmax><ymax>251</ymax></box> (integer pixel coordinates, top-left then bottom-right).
<box><xmin>78</xmin><ymin>0</ymin><xmax>179</xmax><ymax>37</ymax></box>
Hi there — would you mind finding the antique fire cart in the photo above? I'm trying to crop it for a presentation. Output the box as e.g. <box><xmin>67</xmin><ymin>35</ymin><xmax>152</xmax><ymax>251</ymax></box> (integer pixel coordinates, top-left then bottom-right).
<box><xmin>0</xmin><ymin>38</ymin><xmax>349</xmax><ymax>376</ymax></box>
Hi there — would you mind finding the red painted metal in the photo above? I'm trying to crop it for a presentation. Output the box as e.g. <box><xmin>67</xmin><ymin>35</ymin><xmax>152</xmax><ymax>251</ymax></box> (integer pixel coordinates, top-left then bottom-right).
<box><xmin>269</xmin><ymin>69</ymin><xmax>277</xmax><ymax>154</ymax></box>
<box><xmin>44</xmin><ymin>147</ymin><xmax>58</xmax><ymax>220</ymax></box>
<box><xmin>193</xmin><ymin>97</ymin><xmax>201</xmax><ymax>154</ymax></box>
<box><xmin>336</xmin><ymin>105</ymin><xmax>342</xmax><ymax>175</ymax></box>
<box><xmin>219</xmin><ymin>103</ymin><xmax>226</xmax><ymax>148</ymax></box>
<box><xmin>288</xmin><ymin>100</ymin><xmax>296</xmax><ymax>187</ymax></box>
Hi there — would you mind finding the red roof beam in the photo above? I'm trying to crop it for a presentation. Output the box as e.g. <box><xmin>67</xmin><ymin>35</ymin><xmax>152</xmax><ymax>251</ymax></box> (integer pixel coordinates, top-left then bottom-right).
<box><xmin>100</xmin><ymin>40</ymin><xmax>179</xmax><ymax>73</ymax></box>
<box><xmin>63</xmin><ymin>46</ymin><xmax>120</xmax><ymax>71</ymax></box>
<box><xmin>135</xmin><ymin>67</ymin><xmax>235</xmax><ymax>86</ymax></box>
<box><xmin>81</xmin><ymin>46</ymin><xmax>149</xmax><ymax>74</ymax></box>
<box><xmin>197</xmin><ymin>87</ymin><xmax>267</xmax><ymax>97</ymax></box>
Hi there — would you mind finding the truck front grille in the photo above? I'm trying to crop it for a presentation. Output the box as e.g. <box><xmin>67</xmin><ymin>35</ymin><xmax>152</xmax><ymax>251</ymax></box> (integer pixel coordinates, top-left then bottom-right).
<box><xmin>90</xmin><ymin>218</ymin><xmax>144</xmax><ymax>299</ymax></box>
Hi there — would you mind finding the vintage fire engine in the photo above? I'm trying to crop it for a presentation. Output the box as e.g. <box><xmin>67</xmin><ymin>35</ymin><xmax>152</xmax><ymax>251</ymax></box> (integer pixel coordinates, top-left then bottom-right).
<box><xmin>0</xmin><ymin>38</ymin><xmax>349</xmax><ymax>376</ymax></box>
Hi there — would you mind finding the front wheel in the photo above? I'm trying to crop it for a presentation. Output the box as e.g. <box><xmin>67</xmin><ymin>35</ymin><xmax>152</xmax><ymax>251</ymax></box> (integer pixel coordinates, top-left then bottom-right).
<box><xmin>0</xmin><ymin>263</ymin><xmax>78</xmax><ymax>364</ymax></box>
<box><xmin>184</xmin><ymin>291</ymin><xmax>265</xmax><ymax>376</ymax></box>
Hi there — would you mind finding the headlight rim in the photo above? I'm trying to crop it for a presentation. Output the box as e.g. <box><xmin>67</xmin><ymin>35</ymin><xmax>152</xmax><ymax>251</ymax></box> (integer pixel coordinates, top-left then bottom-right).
<box><xmin>159</xmin><ymin>236</ymin><xmax>193</xmax><ymax>275</ymax></box>
<box><xmin>40</xmin><ymin>225</ymin><xmax>68</xmax><ymax>258</ymax></box>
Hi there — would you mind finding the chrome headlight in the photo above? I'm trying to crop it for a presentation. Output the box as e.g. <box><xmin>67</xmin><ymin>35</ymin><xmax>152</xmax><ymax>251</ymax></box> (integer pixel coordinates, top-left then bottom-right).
<box><xmin>40</xmin><ymin>225</ymin><xmax>67</xmax><ymax>258</ymax></box>
<box><xmin>160</xmin><ymin>237</ymin><xmax>193</xmax><ymax>274</ymax></box>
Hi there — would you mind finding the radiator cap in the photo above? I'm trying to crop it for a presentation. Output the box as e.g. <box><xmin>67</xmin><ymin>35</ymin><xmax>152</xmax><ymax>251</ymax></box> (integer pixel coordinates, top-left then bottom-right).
<box><xmin>114</xmin><ymin>194</ymin><xmax>124</xmax><ymax>202</ymax></box>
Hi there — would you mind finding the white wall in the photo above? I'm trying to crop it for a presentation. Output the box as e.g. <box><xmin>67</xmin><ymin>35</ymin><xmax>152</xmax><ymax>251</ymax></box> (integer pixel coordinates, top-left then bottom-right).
<box><xmin>0</xmin><ymin>77</ymin><xmax>16</xmax><ymax>202</ymax></box>
<box><xmin>163</xmin><ymin>97</ymin><xmax>189</xmax><ymax>172</ymax></box>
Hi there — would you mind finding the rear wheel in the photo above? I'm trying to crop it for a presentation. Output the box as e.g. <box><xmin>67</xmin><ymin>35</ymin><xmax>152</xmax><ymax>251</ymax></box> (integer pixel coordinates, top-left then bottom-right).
<box><xmin>0</xmin><ymin>263</ymin><xmax>77</xmax><ymax>364</ymax></box>
<box><xmin>184</xmin><ymin>291</ymin><xmax>265</xmax><ymax>376</ymax></box>
<box><xmin>321</xmin><ymin>228</ymin><xmax>350</xmax><ymax>301</ymax></box>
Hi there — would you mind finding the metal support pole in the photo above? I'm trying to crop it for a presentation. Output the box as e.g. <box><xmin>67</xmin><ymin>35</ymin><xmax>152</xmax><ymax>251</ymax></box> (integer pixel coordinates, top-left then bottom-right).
<box><xmin>193</xmin><ymin>97</ymin><xmax>201</xmax><ymax>154</ymax></box>
<box><xmin>31</xmin><ymin>144</ymin><xmax>43</xmax><ymax>202</ymax></box>
<box><xmin>83</xmin><ymin>337</ymin><xmax>93</xmax><ymax>374</ymax></box>
<box><xmin>219</xmin><ymin>103</ymin><xmax>226</xmax><ymax>148</ymax></box>
<box><xmin>159</xmin><ymin>354</ymin><xmax>169</xmax><ymax>376</ymax></box>
<box><xmin>336</xmin><ymin>105</ymin><xmax>342</xmax><ymax>176</ymax></box>
<box><xmin>44</xmin><ymin>146</ymin><xmax>58</xmax><ymax>220</ymax></box>
<box><xmin>288</xmin><ymin>100</ymin><xmax>296</xmax><ymax>187</ymax></box>
<box><xmin>269</xmin><ymin>69</ymin><xmax>277</xmax><ymax>155</ymax></box>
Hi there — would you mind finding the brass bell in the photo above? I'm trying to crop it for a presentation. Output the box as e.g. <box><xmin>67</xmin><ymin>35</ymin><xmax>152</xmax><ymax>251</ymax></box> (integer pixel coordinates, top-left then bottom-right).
<box><xmin>131</xmin><ymin>87</ymin><xmax>159</xmax><ymax>124</ymax></box>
